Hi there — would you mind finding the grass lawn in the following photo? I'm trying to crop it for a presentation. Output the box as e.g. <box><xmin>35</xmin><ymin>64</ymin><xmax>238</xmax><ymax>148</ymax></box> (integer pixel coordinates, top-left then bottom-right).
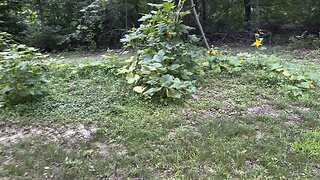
<box><xmin>0</xmin><ymin>46</ymin><xmax>319</xmax><ymax>179</ymax></box>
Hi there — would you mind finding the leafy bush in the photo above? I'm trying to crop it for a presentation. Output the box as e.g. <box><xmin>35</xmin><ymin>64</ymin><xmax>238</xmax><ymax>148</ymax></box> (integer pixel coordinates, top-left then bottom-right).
<box><xmin>0</xmin><ymin>32</ymin><xmax>49</xmax><ymax>107</ymax></box>
<box><xmin>289</xmin><ymin>34</ymin><xmax>320</xmax><ymax>49</ymax></box>
<box><xmin>24</xmin><ymin>25</ymin><xmax>68</xmax><ymax>51</ymax></box>
<box><xmin>119</xmin><ymin>0</ymin><xmax>204</xmax><ymax>99</ymax></box>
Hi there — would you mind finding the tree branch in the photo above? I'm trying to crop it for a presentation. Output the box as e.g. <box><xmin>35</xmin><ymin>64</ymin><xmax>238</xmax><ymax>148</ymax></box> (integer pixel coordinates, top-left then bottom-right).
<box><xmin>190</xmin><ymin>0</ymin><xmax>210</xmax><ymax>49</ymax></box>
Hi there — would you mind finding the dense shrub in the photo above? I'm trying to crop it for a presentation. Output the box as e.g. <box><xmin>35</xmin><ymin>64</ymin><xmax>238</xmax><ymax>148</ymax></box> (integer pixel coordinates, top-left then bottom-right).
<box><xmin>22</xmin><ymin>24</ymin><xmax>72</xmax><ymax>51</ymax></box>
<box><xmin>289</xmin><ymin>34</ymin><xmax>320</xmax><ymax>49</ymax></box>
<box><xmin>0</xmin><ymin>32</ymin><xmax>49</xmax><ymax>107</ymax></box>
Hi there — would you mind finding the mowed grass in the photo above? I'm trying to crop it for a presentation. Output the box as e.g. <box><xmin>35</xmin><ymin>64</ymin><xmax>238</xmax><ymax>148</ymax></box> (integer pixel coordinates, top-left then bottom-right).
<box><xmin>0</xmin><ymin>48</ymin><xmax>319</xmax><ymax>179</ymax></box>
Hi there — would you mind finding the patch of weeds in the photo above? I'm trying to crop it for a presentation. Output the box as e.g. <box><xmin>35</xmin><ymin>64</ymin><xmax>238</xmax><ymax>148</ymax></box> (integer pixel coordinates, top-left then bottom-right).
<box><xmin>292</xmin><ymin>108</ymin><xmax>319</xmax><ymax>128</ymax></box>
<box><xmin>273</xmin><ymin>98</ymin><xmax>291</xmax><ymax>110</ymax></box>
<box><xmin>289</xmin><ymin>34</ymin><xmax>320</xmax><ymax>49</ymax></box>
<box><xmin>293</xmin><ymin>128</ymin><xmax>320</xmax><ymax>158</ymax></box>
<box><xmin>296</xmin><ymin>93</ymin><xmax>320</xmax><ymax>110</ymax></box>
<box><xmin>2</xmin><ymin>164</ymin><xmax>26</xmax><ymax>177</ymax></box>
<box><xmin>299</xmin><ymin>111</ymin><xmax>318</xmax><ymax>122</ymax></box>
<box><xmin>255</xmin><ymin>114</ymin><xmax>274</xmax><ymax>122</ymax></box>
<box><xmin>0</xmin><ymin>67</ymin><xmax>132</xmax><ymax>122</ymax></box>
<box><xmin>199</xmin><ymin>118</ymin><xmax>254</xmax><ymax>139</ymax></box>
<box><xmin>277</xmin><ymin>113</ymin><xmax>289</xmax><ymax>121</ymax></box>
<box><xmin>0</xmin><ymin>136</ymin><xmax>126</xmax><ymax>179</ymax></box>
<box><xmin>208</xmin><ymin>49</ymin><xmax>319</xmax><ymax>100</ymax></box>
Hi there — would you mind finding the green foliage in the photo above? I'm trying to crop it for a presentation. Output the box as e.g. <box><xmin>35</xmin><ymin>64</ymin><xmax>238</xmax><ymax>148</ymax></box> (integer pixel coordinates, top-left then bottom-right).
<box><xmin>25</xmin><ymin>25</ymin><xmax>68</xmax><ymax>51</ymax></box>
<box><xmin>70</xmin><ymin>55</ymin><xmax>125</xmax><ymax>78</ymax></box>
<box><xmin>1</xmin><ymin>0</ymin><xmax>320</xmax><ymax>50</ymax></box>
<box><xmin>0</xmin><ymin>32</ymin><xmax>12</xmax><ymax>51</ymax></box>
<box><xmin>0</xmin><ymin>32</ymin><xmax>49</xmax><ymax>106</ymax></box>
<box><xmin>72</xmin><ymin>0</ymin><xmax>125</xmax><ymax>49</ymax></box>
<box><xmin>0</xmin><ymin>0</ymin><xmax>28</xmax><ymax>35</ymax></box>
<box><xmin>0</xmin><ymin>49</ymin><xmax>319</xmax><ymax>179</ymax></box>
<box><xmin>208</xmin><ymin>51</ymin><xmax>319</xmax><ymax>99</ymax></box>
<box><xmin>119</xmin><ymin>0</ymin><xmax>203</xmax><ymax>99</ymax></box>
<box><xmin>293</xmin><ymin>128</ymin><xmax>320</xmax><ymax>158</ymax></box>
<box><xmin>289</xmin><ymin>34</ymin><xmax>320</xmax><ymax>49</ymax></box>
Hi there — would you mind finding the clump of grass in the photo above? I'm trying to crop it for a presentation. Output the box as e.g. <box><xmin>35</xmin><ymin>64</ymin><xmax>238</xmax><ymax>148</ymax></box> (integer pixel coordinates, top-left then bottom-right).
<box><xmin>293</xmin><ymin>128</ymin><xmax>320</xmax><ymax>158</ymax></box>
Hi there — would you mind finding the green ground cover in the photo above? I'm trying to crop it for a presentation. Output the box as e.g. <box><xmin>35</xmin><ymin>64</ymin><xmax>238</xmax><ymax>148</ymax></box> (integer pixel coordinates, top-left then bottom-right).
<box><xmin>0</xmin><ymin>46</ymin><xmax>319</xmax><ymax>179</ymax></box>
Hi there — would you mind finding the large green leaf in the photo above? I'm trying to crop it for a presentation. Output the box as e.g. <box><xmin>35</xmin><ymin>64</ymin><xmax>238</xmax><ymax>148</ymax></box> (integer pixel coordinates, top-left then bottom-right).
<box><xmin>153</xmin><ymin>50</ymin><xmax>165</xmax><ymax>62</ymax></box>
<box><xmin>127</xmin><ymin>74</ymin><xmax>140</xmax><ymax>84</ymax></box>
<box><xmin>166</xmin><ymin>88</ymin><xmax>182</xmax><ymax>99</ymax></box>
<box><xmin>163</xmin><ymin>2</ymin><xmax>175</xmax><ymax>12</ymax></box>
<box><xmin>138</xmin><ymin>14</ymin><xmax>152</xmax><ymax>22</ymax></box>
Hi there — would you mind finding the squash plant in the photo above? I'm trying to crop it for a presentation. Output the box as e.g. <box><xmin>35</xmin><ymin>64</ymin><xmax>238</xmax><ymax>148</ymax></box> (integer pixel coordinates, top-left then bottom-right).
<box><xmin>119</xmin><ymin>0</ymin><xmax>203</xmax><ymax>99</ymax></box>
<box><xmin>0</xmin><ymin>32</ymin><xmax>49</xmax><ymax>106</ymax></box>
<box><xmin>211</xmin><ymin>51</ymin><xmax>319</xmax><ymax>98</ymax></box>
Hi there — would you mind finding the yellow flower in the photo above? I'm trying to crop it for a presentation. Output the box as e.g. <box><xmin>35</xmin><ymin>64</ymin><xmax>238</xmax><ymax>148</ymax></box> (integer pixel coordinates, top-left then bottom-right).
<box><xmin>208</xmin><ymin>49</ymin><xmax>218</xmax><ymax>55</ymax></box>
<box><xmin>166</xmin><ymin>32</ymin><xmax>172</xmax><ymax>39</ymax></box>
<box><xmin>239</xmin><ymin>59</ymin><xmax>245</xmax><ymax>64</ymax></box>
<box><xmin>252</xmin><ymin>38</ymin><xmax>263</xmax><ymax>47</ymax></box>
<box><xmin>308</xmin><ymin>81</ymin><xmax>315</xmax><ymax>88</ymax></box>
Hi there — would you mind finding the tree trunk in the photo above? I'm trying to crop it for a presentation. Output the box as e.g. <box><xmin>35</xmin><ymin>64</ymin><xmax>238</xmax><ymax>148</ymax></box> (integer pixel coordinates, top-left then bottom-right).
<box><xmin>244</xmin><ymin>0</ymin><xmax>251</xmax><ymax>31</ymax></box>
<box><xmin>125</xmin><ymin>0</ymin><xmax>128</xmax><ymax>31</ymax></box>
<box><xmin>134</xmin><ymin>0</ymin><xmax>139</xmax><ymax>25</ymax></box>
<box><xmin>36</xmin><ymin>0</ymin><xmax>45</xmax><ymax>28</ymax></box>
<box><xmin>254</xmin><ymin>0</ymin><xmax>260</xmax><ymax>30</ymax></box>
<box><xmin>190</xmin><ymin>0</ymin><xmax>210</xmax><ymax>49</ymax></box>
<box><xmin>201</xmin><ymin>0</ymin><xmax>207</xmax><ymax>25</ymax></box>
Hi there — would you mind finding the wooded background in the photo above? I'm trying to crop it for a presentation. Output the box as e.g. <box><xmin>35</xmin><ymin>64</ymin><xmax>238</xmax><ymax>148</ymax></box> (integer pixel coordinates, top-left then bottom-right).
<box><xmin>1</xmin><ymin>0</ymin><xmax>319</xmax><ymax>51</ymax></box>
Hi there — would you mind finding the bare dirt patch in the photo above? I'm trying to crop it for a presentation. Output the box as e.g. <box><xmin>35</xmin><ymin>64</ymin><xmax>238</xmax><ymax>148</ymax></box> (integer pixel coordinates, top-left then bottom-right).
<box><xmin>0</xmin><ymin>122</ymin><xmax>98</xmax><ymax>145</ymax></box>
<box><xmin>245</xmin><ymin>160</ymin><xmax>262</xmax><ymax>169</ymax></box>
<box><xmin>245</xmin><ymin>105</ymin><xmax>279</xmax><ymax>116</ymax></box>
<box><xmin>284</xmin><ymin>113</ymin><xmax>302</xmax><ymax>127</ymax></box>
<box><xmin>0</xmin><ymin>121</ymin><xmax>128</xmax><ymax>162</ymax></box>
<box><xmin>93</xmin><ymin>142</ymin><xmax>128</xmax><ymax>157</ymax></box>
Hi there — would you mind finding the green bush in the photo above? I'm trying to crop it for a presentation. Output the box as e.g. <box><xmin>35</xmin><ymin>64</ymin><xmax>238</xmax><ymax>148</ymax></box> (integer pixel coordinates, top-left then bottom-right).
<box><xmin>119</xmin><ymin>0</ymin><xmax>204</xmax><ymax>99</ymax></box>
<box><xmin>24</xmin><ymin>26</ymin><xmax>67</xmax><ymax>51</ymax></box>
<box><xmin>0</xmin><ymin>32</ymin><xmax>49</xmax><ymax>107</ymax></box>
<box><xmin>289</xmin><ymin>34</ymin><xmax>320</xmax><ymax>49</ymax></box>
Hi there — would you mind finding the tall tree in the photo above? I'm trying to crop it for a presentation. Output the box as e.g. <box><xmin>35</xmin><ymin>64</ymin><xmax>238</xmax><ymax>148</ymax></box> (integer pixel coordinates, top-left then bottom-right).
<box><xmin>201</xmin><ymin>0</ymin><xmax>207</xmax><ymax>25</ymax></box>
<box><xmin>244</xmin><ymin>0</ymin><xmax>251</xmax><ymax>31</ymax></box>
<box><xmin>35</xmin><ymin>0</ymin><xmax>46</xmax><ymax>28</ymax></box>
<box><xmin>253</xmin><ymin>0</ymin><xmax>259</xmax><ymax>30</ymax></box>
